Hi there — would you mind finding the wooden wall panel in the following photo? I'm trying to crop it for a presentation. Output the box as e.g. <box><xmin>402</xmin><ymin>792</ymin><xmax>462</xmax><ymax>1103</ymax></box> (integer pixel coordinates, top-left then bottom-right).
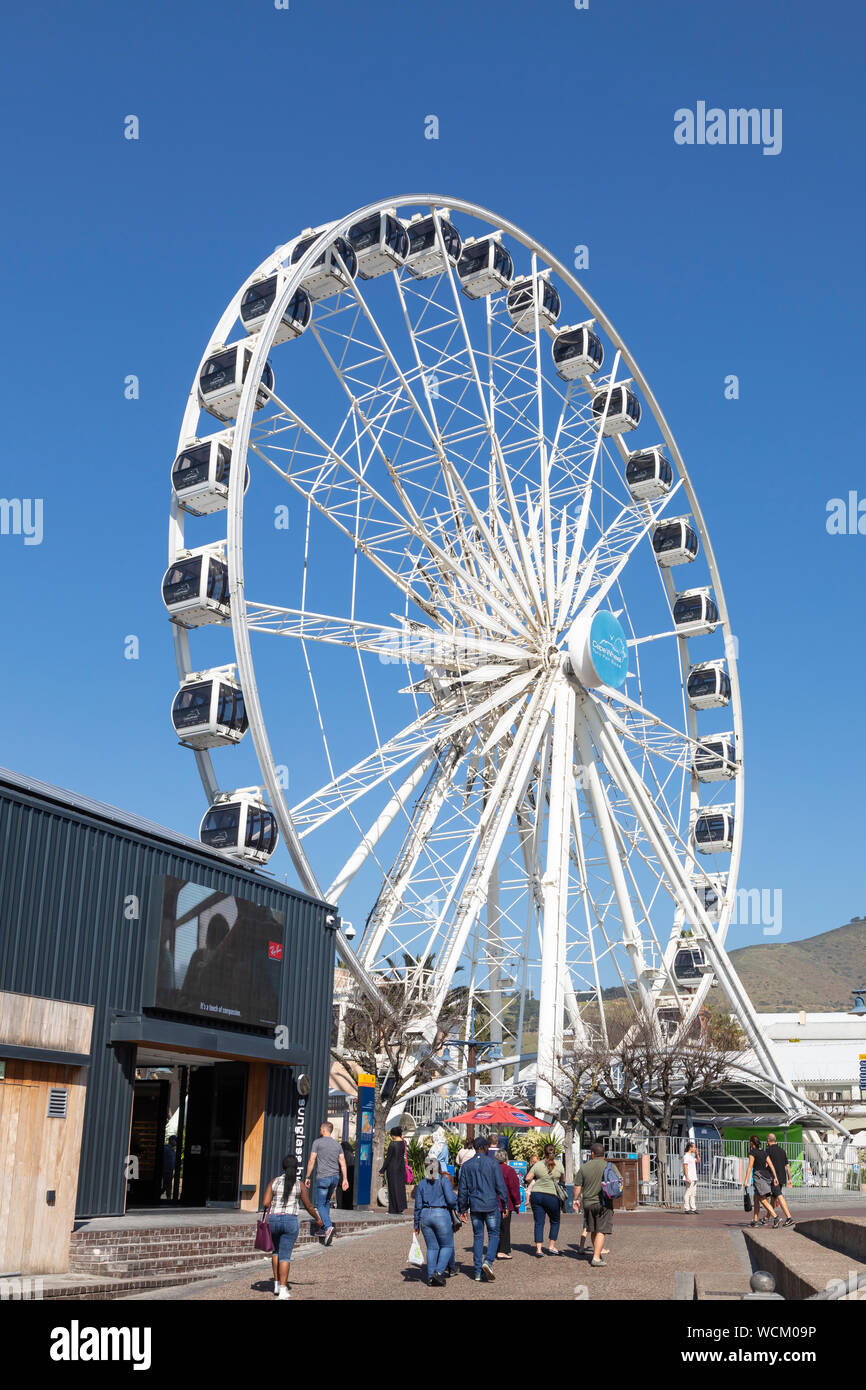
<box><xmin>0</xmin><ymin>1060</ymin><xmax>88</xmax><ymax>1275</ymax></box>
<box><xmin>0</xmin><ymin>990</ymin><xmax>93</xmax><ymax>1056</ymax></box>
<box><xmin>240</xmin><ymin>1062</ymin><xmax>268</xmax><ymax>1212</ymax></box>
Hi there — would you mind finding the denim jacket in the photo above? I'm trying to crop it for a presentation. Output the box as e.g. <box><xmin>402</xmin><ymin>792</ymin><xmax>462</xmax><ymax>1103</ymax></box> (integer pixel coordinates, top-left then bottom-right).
<box><xmin>457</xmin><ymin>1152</ymin><xmax>509</xmax><ymax>1214</ymax></box>
<box><xmin>414</xmin><ymin>1176</ymin><xmax>457</xmax><ymax>1223</ymax></box>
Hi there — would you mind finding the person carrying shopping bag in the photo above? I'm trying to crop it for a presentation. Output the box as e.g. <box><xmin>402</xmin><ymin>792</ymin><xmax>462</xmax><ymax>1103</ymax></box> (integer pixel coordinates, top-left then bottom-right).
<box><xmin>261</xmin><ymin>1153</ymin><xmax>323</xmax><ymax>1300</ymax></box>
<box><xmin>413</xmin><ymin>1156</ymin><xmax>461</xmax><ymax>1286</ymax></box>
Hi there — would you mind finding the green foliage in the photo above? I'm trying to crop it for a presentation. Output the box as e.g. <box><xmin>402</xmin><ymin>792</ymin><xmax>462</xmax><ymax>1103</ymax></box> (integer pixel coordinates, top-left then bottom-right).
<box><xmin>406</xmin><ymin>1137</ymin><xmax>427</xmax><ymax>1181</ymax></box>
<box><xmin>508</xmin><ymin>1129</ymin><xmax>557</xmax><ymax>1163</ymax></box>
<box><xmin>446</xmin><ymin>1131</ymin><xmax>463</xmax><ymax>1163</ymax></box>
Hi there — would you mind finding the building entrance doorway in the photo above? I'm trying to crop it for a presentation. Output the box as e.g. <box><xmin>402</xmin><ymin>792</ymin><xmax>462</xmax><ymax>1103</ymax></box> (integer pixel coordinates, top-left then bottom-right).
<box><xmin>128</xmin><ymin>1052</ymin><xmax>248</xmax><ymax>1209</ymax></box>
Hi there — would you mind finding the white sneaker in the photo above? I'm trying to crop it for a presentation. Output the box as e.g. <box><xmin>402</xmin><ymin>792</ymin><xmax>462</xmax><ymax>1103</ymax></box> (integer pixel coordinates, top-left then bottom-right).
<box><xmin>273</xmin><ymin>1280</ymin><xmax>280</xmax><ymax>1295</ymax></box>
<box><xmin>277</xmin><ymin>1286</ymin><xmax>290</xmax><ymax>1300</ymax></box>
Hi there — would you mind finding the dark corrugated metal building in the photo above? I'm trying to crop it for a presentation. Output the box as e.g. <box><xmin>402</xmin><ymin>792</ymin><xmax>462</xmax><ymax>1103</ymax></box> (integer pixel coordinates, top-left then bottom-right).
<box><xmin>0</xmin><ymin>767</ymin><xmax>336</xmax><ymax>1218</ymax></box>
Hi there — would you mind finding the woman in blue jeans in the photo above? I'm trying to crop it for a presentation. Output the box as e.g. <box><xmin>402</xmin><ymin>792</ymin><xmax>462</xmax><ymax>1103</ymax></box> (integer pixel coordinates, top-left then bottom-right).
<box><xmin>525</xmin><ymin>1145</ymin><xmax>565</xmax><ymax>1257</ymax></box>
<box><xmin>413</xmin><ymin>1156</ymin><xmax>459</xmax><ymax>1286</ymax></box>
<box><xmin>262</xmin><ymin>1154</ymin><xmax>323</xmax><ymax>1300</ymax></box>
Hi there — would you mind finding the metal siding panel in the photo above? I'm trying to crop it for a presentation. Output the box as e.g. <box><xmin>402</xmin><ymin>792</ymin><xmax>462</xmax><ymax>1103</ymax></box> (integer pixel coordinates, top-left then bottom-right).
<box><xmin>0</xmin><ymin>782</ymin><xmax>335</xmax><ymax>1218</ymax></box>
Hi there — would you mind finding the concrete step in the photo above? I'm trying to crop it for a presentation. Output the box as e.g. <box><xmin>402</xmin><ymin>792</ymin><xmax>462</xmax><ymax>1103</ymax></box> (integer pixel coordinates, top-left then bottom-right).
<box><xmin>793</xmin><ymin>1215</ymin><xmax>866</xmax><ymax>1263</ymax></box>
<box><xmin>744</xmin><ymin>1225</ymin><xmax>866</xmax><ymax>1300</ymax></box>
<box><xmin>694</xmin><ymin>1272</ymin><xmax>753</xmax><ymax>1301</ymax></box>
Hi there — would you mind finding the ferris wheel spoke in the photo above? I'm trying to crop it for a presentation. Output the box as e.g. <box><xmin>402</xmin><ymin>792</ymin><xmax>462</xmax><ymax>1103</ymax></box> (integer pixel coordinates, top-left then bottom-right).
<box><xmin>243</xmin><ymin>603</ymin><xmax>526</xmax><ymax>666</ymax></box>
<box><xmin>357</xmin><ymin>738</ymin><xmax>472</xmax><ymax>967</ymax></box>
<box><xmin>426</xmin><ymin>671</ymin><xmax>558</xmax><ymax>1018</ymax></box>
<box><xmin>291</xmin><ymin>665</ymin><xmax>541</xmax><ymax>837</ymax></box>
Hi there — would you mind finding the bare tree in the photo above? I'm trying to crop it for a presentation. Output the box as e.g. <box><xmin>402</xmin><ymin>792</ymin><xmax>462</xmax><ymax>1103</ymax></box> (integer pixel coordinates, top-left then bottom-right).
<box><xmin>332</xmin><ymin>984</ymin><xmax>464</xmax><ymax>1182</ymax></box>
<box><xmin>550</xmin><ymin>1017</ymin><xmax>735</xmax><ymax>1204</ymax></box>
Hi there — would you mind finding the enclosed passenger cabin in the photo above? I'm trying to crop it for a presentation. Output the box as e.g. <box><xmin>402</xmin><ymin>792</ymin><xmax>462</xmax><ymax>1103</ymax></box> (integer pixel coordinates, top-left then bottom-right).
<box><xmin>161</xmin><ymin>550</ymin><xmax>230</xmax><ymax>627</ymax></box>
<box><xmin>591</xmin><ymin>384</ymin><xmax>641</xmax><ymax>435</ymax></box>
<box><xmin>694</xmin><ymin>809</ymin><xmax>735</xmax><ymax>854</ymax></box>
<box><xmin>673</xmin><ymin>947</ymin><xmax>708</xmax><ymax>987</ymax></box>
<box><xmin>171</xmin><ymin>671</ymin><xmax>248</xmax><ymax>750</ymax></box>
<box><xmin>693</xmin><ymin>735</ymin><xmax>737</xmax><ymax>781</ymax></box>
<box><xmin>552</xmin><ymin>323</ymin><xmax>604</xmax><ymax>381</ymax></box>
<box><xmin>405</xmin><ymin>210</ymin><xmax>462</xmax><ymax>278</ymax></box>
<box><xmin>346</xmin><ymin>210</ymin><xmax>409</xmax><ymax>279</ymax></box>
<box><xmin>456</xmin><ymin>235</ymin><xmax>514</xmax><ymax>298</ymax></box>
<box><xmin>673</xmin><ymin>587</ymin><xmax>719</xmax><ymax>636</ymax></box>
<box><xmin>686</xmin><ymin>661</ymin><xmax>731</xmax><ymax>710</ymax></box>
<box><xmin>171</xmin><ymin>432</ymin><xmax>249</xmax><ymax>516</ymax></box>
<box><xmin>626</xmin><ymin>447</ymin><xmax>673</xmax><ymax>501</ymax></box>
<box><xmin>290</xmin><ymin>230</ymin><xmax>358</xmax><ymax>301</ymax></box>
<box><xmin>506</xmin><ymin>273</ymin><xmax>562</xmax><ymax>334</ymax></box>
<box><xmin>198</xmin><ymin>343</ymin><xmax>274</xmax><ymax>422</ymax></box>
<box><xmin>693</xmin><ymin>875</ymin><xmax>726</xmax><ymax>921</ymax></box>
<box><xmin>653</xmin><ymin>517</ymin><xmax>700</xmax><ymax>567</ymax></box>
<box><xmin>199</xmin><ymin>792</ymin><xmax>279</xmax><ymax>864</ymax></box>
<box><xmin>240</xmin><ymin>272</ymin><xmax>312</xmax><ymax>344</ymax></box>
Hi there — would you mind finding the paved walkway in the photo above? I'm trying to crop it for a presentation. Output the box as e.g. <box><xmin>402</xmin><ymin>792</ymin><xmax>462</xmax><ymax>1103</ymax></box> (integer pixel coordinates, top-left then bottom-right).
<box><xmin>123</xmin><ymin>1206</ymin><xmax>802</xmax><ymax>1302</ymax></box>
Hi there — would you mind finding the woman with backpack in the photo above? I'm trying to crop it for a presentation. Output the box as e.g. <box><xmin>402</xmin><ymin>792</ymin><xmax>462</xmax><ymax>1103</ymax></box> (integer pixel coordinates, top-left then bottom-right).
<box><xmin>413</xmin><ymin>1155</ymin><xmax>460</xmax><ymax>1286</ymax></box>
<box><xmin>574</xmin><ymin>1142</ymin><xmax>623</xmax><ymax>1268</ymax></box>
<box><xmin>524</xmin><ymin>1143</ymin><xmax>566</xmax><ymax>1257</ymax></box>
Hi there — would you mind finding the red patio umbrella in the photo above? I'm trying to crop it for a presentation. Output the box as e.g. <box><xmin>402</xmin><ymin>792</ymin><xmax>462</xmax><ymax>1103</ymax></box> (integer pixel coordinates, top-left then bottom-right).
<box><xmin>445</xmin><ymin>1100</ymin><xmax>551</xmax><ymax>1128</ymax></box>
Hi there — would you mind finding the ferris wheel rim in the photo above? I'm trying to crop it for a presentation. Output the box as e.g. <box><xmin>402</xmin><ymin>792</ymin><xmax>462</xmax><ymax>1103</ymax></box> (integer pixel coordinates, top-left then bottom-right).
<box><xmin>169</xmin><ymin>192</ymin><xmax>745</xmax><ymax>1041</ymax></box>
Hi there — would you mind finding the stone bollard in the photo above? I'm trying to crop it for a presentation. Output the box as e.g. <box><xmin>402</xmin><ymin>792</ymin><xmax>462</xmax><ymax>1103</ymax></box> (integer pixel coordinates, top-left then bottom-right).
<box><xmin>742</xmin><ymin>1270</ymin><xmax>785</xmax><ymax>1300</ymax></box>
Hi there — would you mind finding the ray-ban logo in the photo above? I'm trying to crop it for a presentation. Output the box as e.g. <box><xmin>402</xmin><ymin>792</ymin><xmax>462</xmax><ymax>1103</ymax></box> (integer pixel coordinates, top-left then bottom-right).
<box><xmin>675</xmin><ymin>102</ymin><xmax>782</xmax><ymax>156</ymax></box>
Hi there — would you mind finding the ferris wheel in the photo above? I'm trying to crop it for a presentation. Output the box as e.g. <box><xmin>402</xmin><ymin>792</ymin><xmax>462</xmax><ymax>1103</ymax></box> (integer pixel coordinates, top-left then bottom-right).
<box><xmin>163</xmin><ymin>194</ymin><xmax>793</xmax><ymax>1116</ymax></box>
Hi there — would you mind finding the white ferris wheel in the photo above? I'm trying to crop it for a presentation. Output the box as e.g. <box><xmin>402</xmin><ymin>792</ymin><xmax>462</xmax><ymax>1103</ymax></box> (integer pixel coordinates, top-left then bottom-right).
<box><xmin>163</xmin><ymin>194</ymin><xmax>811</xmax><ymax>1120</ymax></box>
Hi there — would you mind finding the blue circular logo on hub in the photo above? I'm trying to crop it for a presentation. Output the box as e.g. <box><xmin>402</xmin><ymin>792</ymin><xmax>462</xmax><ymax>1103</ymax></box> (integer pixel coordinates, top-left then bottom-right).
<box><xmin>588</xmin><ymin>611</ymin><xmax>629</xmax><ymax>688</ymax></box>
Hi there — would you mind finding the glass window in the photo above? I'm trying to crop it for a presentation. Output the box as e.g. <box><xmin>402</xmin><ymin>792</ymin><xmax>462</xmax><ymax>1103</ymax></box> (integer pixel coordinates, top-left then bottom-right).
<box><xmin>675</xmin><ymin>596</ymin><xmax>702</xmax><ymax>624</ymax></box>
<box><xmin>172</xmin><ymin>682</ymin><xmax>211</xmax><ymax>729</ymax></box>
<box><xmin>493</xmin><ymin>245</ymin><xmax>513</xmax><ymax>278</ymax></box>
<box><xmin>199</xmin><ymin>349</ymin><xmax>237</xmax><ymax>394</ymax></box>
<box><xmin>349</xmin><ymin>215</ymin><xmax>381</xmax><ymax>254</ymax></box>
<box><xmin>409</xmin><ymin>220</ymin><xmax>435</xmax><ymax>255</ymax></box>
<box><xmin>201</xmin><ymin>805</ymin><xmax>241</xmax><ymax>845</ymax></box>
<box><xmin>246</xmin><ymin>807</ymin><xmax>260</xmax><ymax>847</ymax></box>
<box><xmin>331</xmin><ymin>237</ymin><xmax>357</xmax><ymax>276</ymax></box>
<box><xmin>172</xmin><ymin>444</ymin><xmax>211</xmax><ymax>490</ymax></box>
<box><xmin>163</xmin><ymin>556</ymin><xmax>203</xmax><ymax>603</ymax></box>
<box><xmin>241</xmin><ymin>276</ymin><xmax>277</xmax><ymax>320</ymax></box>
<box><xmin>443</xmin><ymin>223</ymin><xmax>461</xmax><ymax>258</ymax></box>
<box><xmin>291</xmin><ymin>234</ymin><xmax>322</xmax><ymax>263</ymax></box>
<box><xmin>213</xmin><ymin>444</ymin><xmax>232</xmax><ymax>485</ymax></box>
<box><xmin>459</xmin><ymin>242</ymin><xmax>490</xmax><ymax>276</ymax></box>
<box><xmin>205</xmin><ymin>559</ymin><xmax>229</xmax><ymax>604</ymax></box>
<box><xmin>287</xmin><ymin>288</ymin><xmax>311</xmax><ymax>327</ymax></box>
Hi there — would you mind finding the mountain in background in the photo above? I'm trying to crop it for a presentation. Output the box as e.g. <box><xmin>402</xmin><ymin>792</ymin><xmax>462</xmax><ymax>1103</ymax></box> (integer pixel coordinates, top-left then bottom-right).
<box><xmin>722</xmin><ymin>917</ymin><xmax>866</xmax><ymax>1012</ymax></box>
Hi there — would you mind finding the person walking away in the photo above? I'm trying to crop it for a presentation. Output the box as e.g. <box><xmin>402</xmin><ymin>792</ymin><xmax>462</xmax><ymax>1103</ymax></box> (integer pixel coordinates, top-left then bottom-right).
<box><xmin>574</xmin><ymin>1142</ymin><xmax>622</xmax><ymax>1267</ymax></box>
<box><xmin>380</xmin><ymin>1127</ymin><xmax>409</xmax><ymax>1214</ymax></box>
<box><xmin>683</xmin><ymin>1141</ymin><xmax>700</xmax><ymax>1213</ymax></box>
<box><xmin>744</xmin><ymin>1135</ymin><xmax>777</xmax><ymax>1227</ymax></box>
<box><xmin>456</xmin><ymin>1137</ymin><xmax>476</xmax><ymax>1168</ymax></box>
<box><xmin>766</xmin><ymin>1133</ymin><xmax>795</xmax><ymax>1227</ymax></box>
<box><xmin>262</xmin><ymin>1154</ymin><xmax>323</xmax><ymax>1299</ymax></box>
<box><xmin>494</xmin><ymin>1148</ymin><xmax>520</xmax><ymax>1259</ymax></box>
<box><xmin>414</xmin><ymin>1156</ymin><xmax>459</xmax><ymax>1286</ymax></box>
<box><xmin>525</xmin><ymin>1143</ymin><xmax>566</xmax><ymax>1257</ymax></box>
<box><xmin>457</xmin><ymin>1135</ymin><xmax>508</xmax><ymax>1281</ymax></box>
<box><xmin>429</xmin><ymin>1126</ymin><xmax>449</xmax><ymax>1170</ymax></box>
<box><xmin>305</xmin><ymin>1121</ymin><xmax>349</xmax><ymax>1245</ymax></box>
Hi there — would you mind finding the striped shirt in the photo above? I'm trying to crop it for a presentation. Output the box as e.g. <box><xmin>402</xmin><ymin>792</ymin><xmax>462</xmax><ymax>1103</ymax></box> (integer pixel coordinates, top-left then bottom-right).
<box><xmin>270</xmin><ymin>1173</ymin><xmax>302</xmax><ymax>1214</ymax></box>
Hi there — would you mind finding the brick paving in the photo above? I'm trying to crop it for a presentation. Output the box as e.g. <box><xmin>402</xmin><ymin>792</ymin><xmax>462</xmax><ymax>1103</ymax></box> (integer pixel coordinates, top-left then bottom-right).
<box><xmin>131</xmin><ymin>1207</ymin><xmax>780</xmax><ymax>1302</ymax></box>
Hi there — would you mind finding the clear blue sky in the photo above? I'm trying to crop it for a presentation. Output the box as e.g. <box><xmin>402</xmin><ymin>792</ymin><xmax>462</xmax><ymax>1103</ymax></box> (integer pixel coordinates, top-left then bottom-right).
<box><xmin>1</xmin><ymin>0</ymin><xmax>863</xmax><ymax>950</ymax></box>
